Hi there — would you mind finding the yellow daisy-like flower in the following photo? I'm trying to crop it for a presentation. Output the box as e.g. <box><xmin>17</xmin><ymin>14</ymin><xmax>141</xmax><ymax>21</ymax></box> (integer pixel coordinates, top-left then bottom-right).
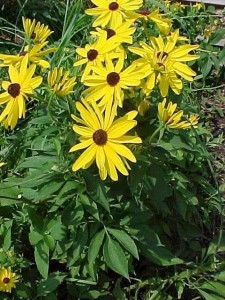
<box><xmin>131</xmin><ymin>8</ymin><xmax>172</xmax><ymax>35</ymax></box>
<box><xmin>69</xmin><ymin>100</ymin><xmax>142</xmax><ymax>181</ymax></box>
<box><xmin>0</xmin><ymin>56</ymin><xmax>42</xmax><ymax>129</ymax></box>
<box><xmin>0</xmin><ymin>42</ymin><xmax>56</xmax><ymax>69</ymax></box>
<box><xmin>0</xmin><ymin>162</ymin><xmax>6</xmax><ymax>167</ymax></box>
<box><xmin>129</xmin><ymin>29</ymin><xmax>199</xmax><ymax>96</ymax></box>
<box><xmin>0</xmin><ymin>267</ymin><xmax>19</xmax><ymax>293</ymax></box>
<box><xmin>173</xmin><ymin>2</ymin><xmax>186</xmax><ymax>11</ymax></box>
<box><xmin>193</xmin><ymin>3</ymin><xmax>203</xmax><ymax>10</ymax></box>
<box><xmin>22</xmin><ymin>17</ymin><xmax>53</xmax><ymax>44</ymax></box>
<box><xmin>165</xmin><ymin>0</ymin><xmax>171</xmax><ymax>8</ymax></box>
<box><xmin>85</xmin><ymin>0</ymin><xmax>143</xmax><ymax>27</ymax></box>
<box><xmin>73</xmin><ymin>32</ymin><xmax>119</xmax><ymax>81</ymax></box>
<box><xmin>83</xmin><ymin>56</ymin><xmax>149</xmax><ymax>108</ymax></box>
<box><xmin>90</xmin><ymin>19</ymin><xmax>136</xmax><ymax>45</ymax></box>
<box><xmin>158</xmin><ymin>99</ymin><xmax>199</xmax><ymax>129</ymax></box>
<box><xmin>47</xmin><ymin>67</ymin><xmax>76</xmax><ymax>97</ymax></box>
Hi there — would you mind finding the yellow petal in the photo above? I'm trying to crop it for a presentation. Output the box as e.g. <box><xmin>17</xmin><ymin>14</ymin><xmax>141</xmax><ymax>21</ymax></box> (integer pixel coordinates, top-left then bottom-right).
<box><xmin>72</xmin><ymin>144</ymin><xmax>97</xmax><ymax>171</ymax></box>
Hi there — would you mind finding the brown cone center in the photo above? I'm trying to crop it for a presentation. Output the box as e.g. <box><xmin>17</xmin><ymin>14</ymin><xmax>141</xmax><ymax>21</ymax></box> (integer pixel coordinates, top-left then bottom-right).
<box><xmin>106</xmin><ymin>28</ymin><xmax>116</xmax><ymax>39</ymax></box>
<box><xmin>8</xmin><ymin>83</ymin><xmax>21</xmax><ymax>98</ymax></box>
<box><xmin>139</xmin><ymin>9</ymin><xmax>150</xmax><ymax>16</ymax></box>
<box><xmin>109</xmin><ymin>2</ymin><xmax>119</xmax><ymax>10</ymax></box>
<box><xmin>31</xmin><ymin>32</ymin><xmax>36</xmax><ymax>39</ymax></box>
<box><xmin>157</xmin><ymin>51</ymin><xmax>168</xmax><ymax>61</ymax></box>
<box><xmin>87</xmin><ymin>49</ymin><xmax>98</xmax><ymax>61</ymax></box>
<box><xmin>107</xmin><ymin>72</ymin><xmax>120</xmax><ymax>86</ymax></box>
<box><xmin>93</xmin><ymin>129</ymin><xmax>108</xmax><ymax>145</ymax></box>
<box><xmin>3</xmin><ymin>278</ymin><xmax>10</xmax><ymax>284</ymax></box>
<box><xmin>19</xmin><ymin>50</ymin><xmax>28</xmax><ymax>56</ymax></box>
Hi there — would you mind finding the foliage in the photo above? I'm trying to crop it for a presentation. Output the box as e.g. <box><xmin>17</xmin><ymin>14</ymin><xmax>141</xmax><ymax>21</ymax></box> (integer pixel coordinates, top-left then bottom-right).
<box><xmin>0</xmin><ymin>0</ymin><xmax>225</xmax><ymax>299</ymax></box>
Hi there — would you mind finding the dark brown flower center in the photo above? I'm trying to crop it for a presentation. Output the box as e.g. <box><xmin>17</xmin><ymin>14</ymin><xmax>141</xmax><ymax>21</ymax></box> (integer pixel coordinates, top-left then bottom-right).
<box><xmin>109</xmin><ymin>2</ymin><xmax>119</xmax><ymax>10</ymax></box>
<box><xmin>87</xmin><ymin>49</ymin><xmax>98</xmax><ymax>61</ymax></box>
<box><xmin>93</xmin><ymin>129</ymin><xmax>107</xmax><ymax>145</ymax></box>
<box><xmin>157</xmin><ymin>62</ymin><xmax>165</xmax><ymax>70</ymax></box>
<box><xmin>3</xmin><ymin>278</ymin><xmax>10</xmax><ymax>284</ymax></box>
<box><xmin>157</xmin><ymin>51</ymin><xmax>168</xmax><ymax>61</ymax></box>
<box><xmin>139</xmin><ymin>9</ymin><xmax>150</xmax><ymax>16</ymax></box>
<box><xmin>106</xmin><ymin>28</ymin><xmax>116</xmax><ymax>39</ymax></box>
<box><xmin>8</xmin><ymin>83</ymin><xmax>21</xmax><ymax>98</ymax></box>
<box><xmin>19</xmin><ymin>50</ymin><xmax>28</xmax><ymax>56</ymax></box>
<box><xmin>31</xmin><ymin>32</ymin><xmax>36</xmax><ymax>39</ymax></box>
<box><xmin>107</xmin><ymin>72</ymin><xmax>120</xmax><ymax>86</ymax></box>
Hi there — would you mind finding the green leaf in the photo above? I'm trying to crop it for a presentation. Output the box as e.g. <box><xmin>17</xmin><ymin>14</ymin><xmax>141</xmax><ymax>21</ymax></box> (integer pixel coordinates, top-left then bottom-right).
<box><xmin>108</xmin><ymin>228</ymin><xmax>139</xmax><ymax>259</ymax></box>
<box><xmin>113</xmin><ymin>279</ymin><xmax>126</xmax><ymax>300</ymax></box>
<box><xmin>34</xmin><ymin>241</ymin><xmax>49</xmax><ymax>278</ymax></box>
<box><xmin>29</xmin><ymin>230</ymin><xmax>43</xmax><ymax>246</ymax></box>
<box><xmin>62</xmin><ymin>201</ymin><xmax>84</xmax><ymax>225</ymax></box>
<box><xmin>44</xmin><ymin>234</ymin><xmax>55</xmax><ymax>251</ymax></box>
<box><xmin>37</xmin><ymin>273</ymin><xmax>66</xmax><ymax>297</ymax></box>
<box><xmin>3</xmin><ymin>220</ymin><xmax>12</xmax><ymax>251</ymax></box>
<box><xmin>79</xmin><ymin>194</ymin><xmax>100</xmax><ymax>221</ymax></box>
<box><xmin>209</xmin><ymin>29</ymin><xmax>225</xmax><ymax>45</ymax></box>
<box><xmin>83</xmin><ymin>173</ymin><xmax>110</xmax><ymax>212</ymax></box>
<box><xmin>88</xmin><ymin>230</ymin><xmax>105</xmax><ymax>263</ymax></box>
<box><xmin>27</xmin><ymin>207</ymin><xmax>44</xmax><ymax>232</ymax></box>
<box><xmin>103</xmin><ymin>238</ymin><xmax>129</xmax><ymax>279</ymax></box>
<box><xmin>198</xmin><ymin>289</ymin><xmax>224</xmax><ymax>300</ymax></box>
<box><xmin>0</xmin><ymin>185</ymin><xmax>21</xmax><ymax>206</ymax></box>
<box><xmin>34</xmin><ymin>181</ymin><xmax>64</xmax><ymax>201</ymax></box>
<box><xmin>200</xmin><ymin>281</ymin><xmax>225</xmax><ymax>297</ymax></box>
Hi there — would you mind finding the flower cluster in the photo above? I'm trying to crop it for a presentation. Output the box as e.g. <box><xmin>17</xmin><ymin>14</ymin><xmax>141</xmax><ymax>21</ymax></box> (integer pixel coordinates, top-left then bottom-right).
<box><xmin>71</xmin><ymin>0</ymin><xmax>200</xmax><ymax>181</ymax></box>
<box><xmin>0</xmin><ymin>2</ymin><xmax>200</xmax><ymax>182</ymax></box>
<box><xmin>0</xmin><ymin>18</ymin><xmax>76</xmax><ymax>129</ymax></box>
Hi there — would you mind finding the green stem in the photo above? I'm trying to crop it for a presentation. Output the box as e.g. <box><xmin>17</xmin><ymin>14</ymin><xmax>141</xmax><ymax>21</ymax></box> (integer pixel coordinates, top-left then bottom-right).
<box><xmin>191</xmin><ymin>84</ymin><xmax>225</xmax><ymax>92</ymax></box>
<box><xmin>142</xmin><ymin>19</ymin><xmax>149</xmax><ymax>40</ymax></box>
<box><xmin>148</xmin><ymin>126</ymin><xmax>163</xmax><ymax>144</ymax></box>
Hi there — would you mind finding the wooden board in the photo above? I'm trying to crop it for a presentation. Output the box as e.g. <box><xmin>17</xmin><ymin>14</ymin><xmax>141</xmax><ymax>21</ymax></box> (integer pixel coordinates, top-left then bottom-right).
<box><xmin>182</xmin><ymin>0</ymin><xmax>224</xmax><ymax>5</ymax></box>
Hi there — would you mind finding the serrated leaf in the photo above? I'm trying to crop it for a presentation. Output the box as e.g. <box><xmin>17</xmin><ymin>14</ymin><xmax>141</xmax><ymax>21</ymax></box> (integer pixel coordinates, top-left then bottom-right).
<box><xmin>108</xmin><ymin>228</ymin><xmax>139</xmax><ymax>259</ymax></box>
<box><xmin>103</xmin><ymin>238</ymin><xmax>129</xmax><ymax>279</ymax></box>
<box><xmin>88</xmin><ymin>230</ymin><xmax>105</xmax><ymax>263</ymax></box>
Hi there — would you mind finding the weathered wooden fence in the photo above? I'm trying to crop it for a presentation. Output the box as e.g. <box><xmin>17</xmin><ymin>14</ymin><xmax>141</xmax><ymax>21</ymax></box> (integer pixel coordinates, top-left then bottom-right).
<box><xmin>182</xmin><ymin>0</ymin><xmax>224</xmax><ymax>5</ymax></box>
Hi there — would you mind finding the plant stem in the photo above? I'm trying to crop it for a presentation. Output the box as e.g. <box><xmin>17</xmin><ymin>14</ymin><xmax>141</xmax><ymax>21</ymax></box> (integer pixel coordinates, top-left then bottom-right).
<box><xmin>148</xmin><ymin>126</ymin><xmax>163</xmax><ymax>144</ymax></box>
<box><xmin>191</xmin><ymin>84</ymin><xmax>225</xmax><ymax>92</ymax></box>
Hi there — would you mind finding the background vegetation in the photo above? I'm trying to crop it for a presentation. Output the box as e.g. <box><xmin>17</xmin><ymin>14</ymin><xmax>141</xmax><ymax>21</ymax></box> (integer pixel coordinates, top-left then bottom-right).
<box><xmin>0</xmin><ymin>0</ymin><xmax>225</xmax><ymax>299</ymax></box>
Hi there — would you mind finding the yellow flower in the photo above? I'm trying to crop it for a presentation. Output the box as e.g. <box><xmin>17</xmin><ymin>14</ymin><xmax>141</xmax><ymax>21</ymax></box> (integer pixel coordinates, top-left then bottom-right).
<box><xmin>0</xmin><ymin>56</ymin><xmax>42</xmax><ymax>129</ymax></box>
<box><xmin>133</xmin><ymin>9</ymin><xmax>172</xmax><ymax>35</ymax></box>
<box><xmin>47</xmin><ymin>67</ymin><xmax>76</xmax><ymax>97</ymax></box>
<box><xmin>0</xmin><ymin>162</ymin><xmax>6</xmax><ymax>167</ymax></box>
<box><xmin>73</xmin><ymin>32</ymin><xmax>119</xmax><ymax>81</ymax></box>
<box><xmin>173</xmin><ymin>2</ymin><xmax>186</xmax><ymax>11</ymax></box>
<box><xmin>138</xmin><ymin>99</ymin><xmax>150</xmax><ymax>116</ymax></box>
<box><xmin>0</xmin><ymin>267</ymin><xmax>19</xmax><ymax>293</ymax></box>
<box><xmin>85</xmin><ymin>0</ymin><xmax>143</xmax><ymax>27</ymax></box>
<box><xmin>22</xmin><ymin>17</ymin><xmax>53</xmax><ymax>44</ymax></box>
<box><xmin>193</xmin><ymin>3</ymin><xmax>203</xmax><ymax>10</ymax></box>
<box><xmin>90</xmin><ymin>19</ymin><xmax>136</xmax><ymax>45</ymax></box>
<box><xmin>0</xmin><ymin>43</ymin><xmax>56</xmax><ymax>69</ymax></box>
<box><xmin>129</xmin><ymin>29</ymin><xmax>199</xmax><ymax>96</ymax></box>
<box><xmin>165</xmin><ymin>0</ymin><xmax>171</xmax><ymax>8</ymax></box>
<box><xmin>158</xmin><ymin>99</ymin><xmax>199</xmax><ymax>129</ymax></box>
<box><xmin>69</xmin><ymin>100</ymin><xmax>142</xmax><ymax>181</ymax></box>
<box><xmin>83</xmin><ymin>56</ymin><xmax>149</xmax><ymax>108</ymax></box>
